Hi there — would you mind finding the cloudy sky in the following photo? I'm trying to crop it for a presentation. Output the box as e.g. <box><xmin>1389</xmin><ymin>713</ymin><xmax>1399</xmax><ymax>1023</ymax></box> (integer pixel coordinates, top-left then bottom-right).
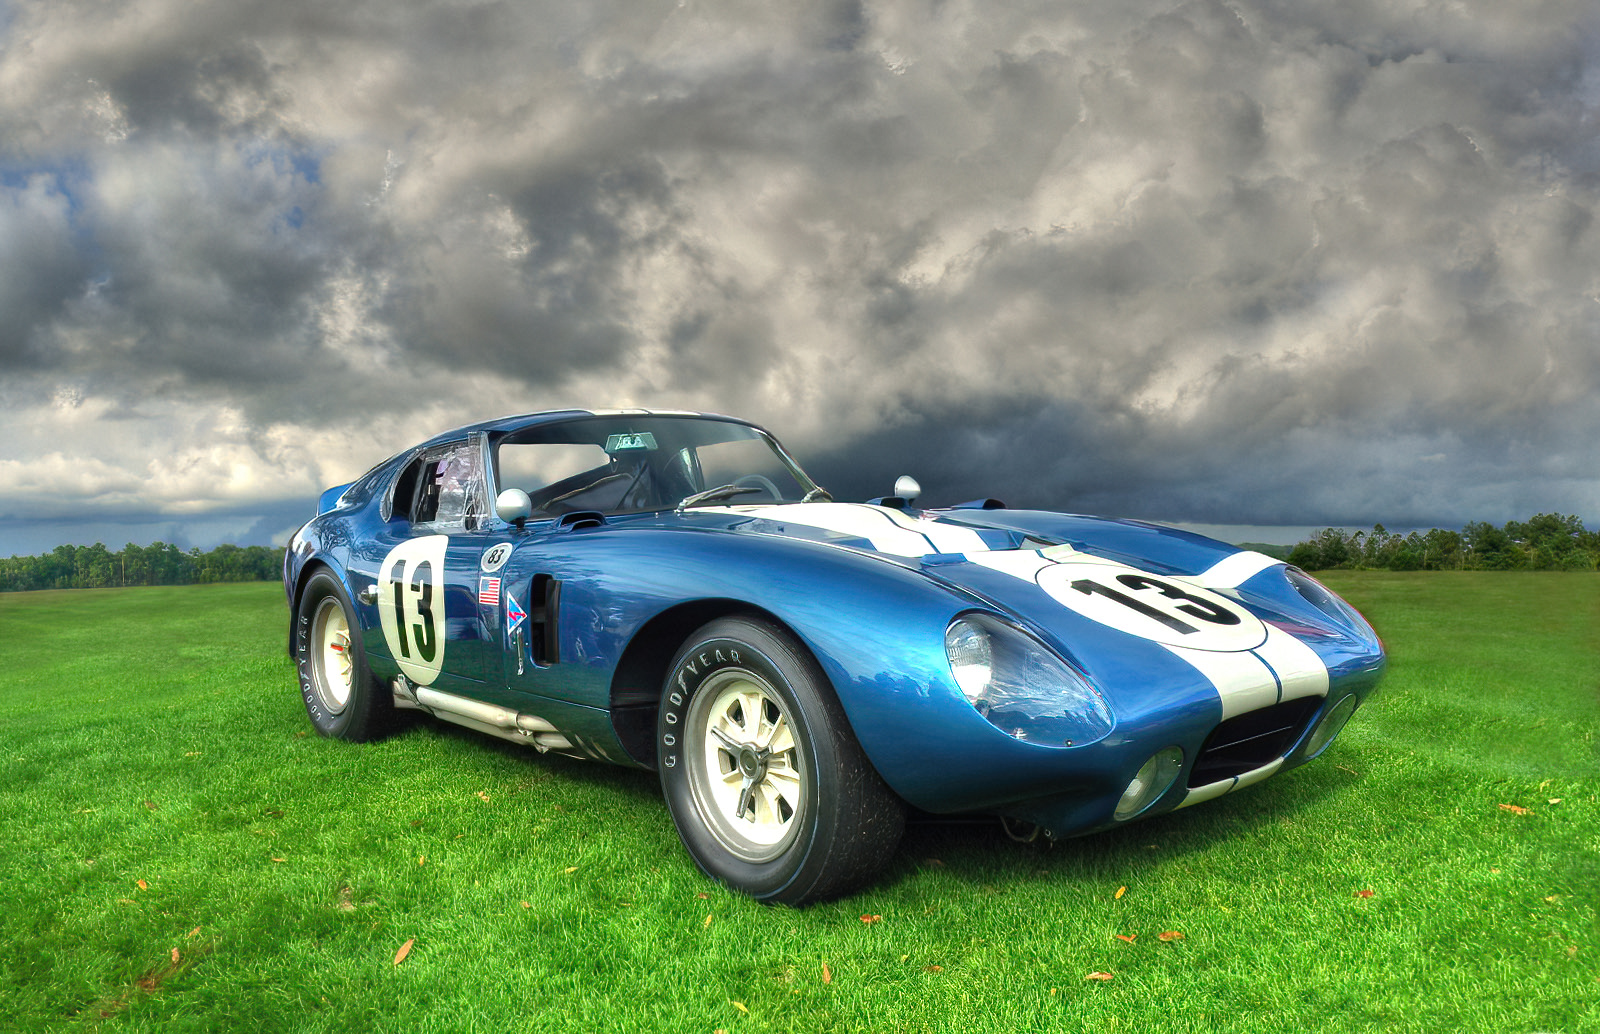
<box><xmin>2</xmin><ymin>0</ymin><xmax>1598</xmax><ymax>556</ymax></box>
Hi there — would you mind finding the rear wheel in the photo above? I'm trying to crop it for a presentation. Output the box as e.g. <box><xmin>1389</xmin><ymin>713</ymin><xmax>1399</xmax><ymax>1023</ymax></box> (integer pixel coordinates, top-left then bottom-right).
<box><xmin>657</xmin><ymin>617</ymin><xmax>904</xmax><ymax>905</ymax></box>
<box><xmin>295</xmin><ymin>570</ymin><xmax>392</xmax><ymax>741</ymax></box>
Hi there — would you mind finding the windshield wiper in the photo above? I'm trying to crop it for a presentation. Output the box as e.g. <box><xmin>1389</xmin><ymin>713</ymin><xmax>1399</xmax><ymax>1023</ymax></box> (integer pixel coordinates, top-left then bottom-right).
<box><xmin>676</xmin><ymin>484</ymin><xmax>764</xmax><ymax>512</ymax></box>
<box><xmin>801</xmin><ymin>487</ymin><xmax>832</xmax><ymax>502</ymax></box>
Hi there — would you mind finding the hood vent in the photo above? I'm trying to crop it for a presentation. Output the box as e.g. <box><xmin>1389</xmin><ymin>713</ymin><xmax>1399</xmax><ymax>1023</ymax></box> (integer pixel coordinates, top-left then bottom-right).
<box><xmin>557</xmin><ymin>510</ymin><xmax>606</xmax><ymax>531</ymax></box>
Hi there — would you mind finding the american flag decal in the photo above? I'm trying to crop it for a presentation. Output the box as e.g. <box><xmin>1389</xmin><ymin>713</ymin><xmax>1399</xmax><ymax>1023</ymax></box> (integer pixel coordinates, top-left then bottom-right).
<box><xmin>478</xmin><ymin>576</ymin><xmax>501</xmax><ymax>606</ymax></box>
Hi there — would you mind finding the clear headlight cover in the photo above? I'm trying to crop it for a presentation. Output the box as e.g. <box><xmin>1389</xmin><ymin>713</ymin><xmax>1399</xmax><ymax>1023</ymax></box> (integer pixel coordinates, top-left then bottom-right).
<box><xmin>1286</xmin><ymin>566</ymin><xmax>1377</xmax><ymax>641</ymax></box>
<box><xmin>944</xmin><ymin>613</ymin><xmax>1113</xmax><ymax>746</ymax></box>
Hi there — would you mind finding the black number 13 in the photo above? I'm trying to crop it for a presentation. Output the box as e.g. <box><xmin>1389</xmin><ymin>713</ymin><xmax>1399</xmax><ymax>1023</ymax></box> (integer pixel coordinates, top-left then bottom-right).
<box><xmin>1070</xmin><ymin>573</ymin><xmax>1240</xmax><ymax>636</ymax></box>
<box><xmin>390</xmin><ymin>558</ymin><xmax>437</xmax><ymax>661</ymax></box>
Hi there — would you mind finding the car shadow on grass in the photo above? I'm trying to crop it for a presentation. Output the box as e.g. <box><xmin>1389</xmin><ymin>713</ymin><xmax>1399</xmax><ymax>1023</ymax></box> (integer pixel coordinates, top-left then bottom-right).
<box><xmin>384</xmin><ymin>706</ymin><xmax>1365</xmax><ymax>900</ymax></box>
<box><xmin>886</xmin><ymin>763</ymin><xmax>1357</xmax><ymax>893</ymax></box>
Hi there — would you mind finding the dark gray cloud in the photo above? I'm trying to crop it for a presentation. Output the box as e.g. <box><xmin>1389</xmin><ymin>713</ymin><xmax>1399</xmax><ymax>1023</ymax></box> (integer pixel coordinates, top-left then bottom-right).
<box><xmin>2</xmin><ymin>0</ymin><xmax>1598</xmax><ymax>554</ymax></box>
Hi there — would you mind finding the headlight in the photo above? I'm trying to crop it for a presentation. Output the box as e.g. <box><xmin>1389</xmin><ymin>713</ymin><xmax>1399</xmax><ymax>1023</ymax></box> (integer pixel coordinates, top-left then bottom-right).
<box><xmin>944</xmin><ymin>613</ymin><xmax>1113</xmax><ymax>746</ymax></box>
<box><xmin>1114</xmin><ymin>747</ymin><xmax>1184</xmax><ymax>821</ymax></box>
<box><xmin>1286</xmin><ymin>566</ymin><xmax>1378</xmax><ymax>641</ymax></box>
<box><xmin>1303</xmin><ymin>694</ymin><xmax>1358</xmax><ymax>759</ymax></box>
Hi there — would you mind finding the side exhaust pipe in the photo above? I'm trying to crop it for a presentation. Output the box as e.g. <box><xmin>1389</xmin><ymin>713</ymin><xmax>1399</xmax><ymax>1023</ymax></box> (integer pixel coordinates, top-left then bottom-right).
<box><xmin>393</xmin><ymin>678</ymin><xmax>575</xmax><ymax>754</ymax></box>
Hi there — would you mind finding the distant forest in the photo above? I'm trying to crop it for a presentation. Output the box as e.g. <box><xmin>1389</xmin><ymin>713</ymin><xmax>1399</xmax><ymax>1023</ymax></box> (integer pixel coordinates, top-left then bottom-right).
<box><xmin>2</xmin><ymin>512</ymin><xmax>1594</xmax><ymax>592</ymax></box>
<box><xmin>1285</xmin><ymin>513</ymin><xmax>1599</xmax><ymax>571</ymax></box>
<box><xmin>0</xmin><ymin>541</ymin><xmax>282</xmax><ymax>593</ymax></box>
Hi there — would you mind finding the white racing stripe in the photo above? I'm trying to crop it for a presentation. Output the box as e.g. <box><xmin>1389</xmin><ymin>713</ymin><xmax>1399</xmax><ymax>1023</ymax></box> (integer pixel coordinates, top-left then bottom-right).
<box><xmin>1254</xmin><ymin>624</ymin><xmax>1330</xmax><ymax>702</ymax></box>
<box><xmin>736</xmin><ymin>503</ymin><xmax>992</xmax><ymax>557</ymax></box>
<box><xmin>1196</xmin><ymin>550</ymin><xmax>1283</xmax><ymax>589</ymax></box>
<box><xmin>1161</xmin><ymin>645</ymin><xmax>1279</xmax><ymax>720</ymax></box>
<box><xmin>965</xmin><ymin>549</ymin><xmax>1055</xmax><ymax>581</ymax></box>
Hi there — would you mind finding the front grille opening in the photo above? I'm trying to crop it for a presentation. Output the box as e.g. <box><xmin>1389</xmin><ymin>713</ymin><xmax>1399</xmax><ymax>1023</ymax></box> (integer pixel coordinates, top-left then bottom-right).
<box><xmin>1188</xmin><ymin>697</ymin><xmax>1320</xmax><ymax>788</ymax></box>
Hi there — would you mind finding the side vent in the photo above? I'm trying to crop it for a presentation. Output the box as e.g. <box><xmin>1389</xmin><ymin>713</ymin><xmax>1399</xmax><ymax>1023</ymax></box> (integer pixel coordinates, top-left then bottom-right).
<box><xmin>528</xmin><ymin>574</ymin><xmax>562</xmax><ymax>666</ymax></box>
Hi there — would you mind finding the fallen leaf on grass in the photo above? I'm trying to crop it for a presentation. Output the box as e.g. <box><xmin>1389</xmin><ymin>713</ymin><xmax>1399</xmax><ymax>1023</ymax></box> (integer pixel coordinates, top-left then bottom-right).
<box><xmin>1545</xmin><ymin>895</ymin><xmax>1562</xmax><ymax>903</ymax></box>
<box><xmin>1086</xmin><ymin>972</ymin><xmax>1114</xmax><ymax>981</ymax></box>
<box><xmin>520</xmin><ymin>901</ymin><xmax>531</xmax><ymax>909</ymax></box>
<box><xmin>1158</xmin><ymin>931</ymin><xmax>1185</xmax><ymax>942</ymax></box>
<box><xmin>924</xmin><ymin>965</ymin><xmax>943</xmax><ymax>973</ymax></box>
<box><xmin>822</xmin><ymin>962</ymin><xmax>832</xmax><ymax>984</ymax></box>
<box><xmin>1355</xmin><ymin>889</ymin><xmax>1375</xmax><ymax>899</ymax></box>
<box><xmin>144</xmin><ymin>801</ymin><xmax>158</xmax><ymax>811</ymax></box>
<box><xmin>860</xmin><ymin>914</ymin><xmax>883</xmax><ymax>925</ymax></box>
<box><xmin>187</xmin><ymin>927</ymin><xmax>201</xmax><ymax>939</ymax></box>
<box><xmin>1549</xmin><ymin>798</ymin><xmax>1563</xmax><ymax>805</ymax></box>
<box><xmin>730</xmin><ymin>1001</ymin><xmax>749</xmax><ymax>1015</ymax></box>
<box><xmin>476</xmin><ymin>791</ymin><xmax>491</xmax><ymax>802</ymax></box>
<box><xmin>271</xmin><ymin>857</ymin><xmax>287</xmax><ymax>863</ymax></box>
<box><xmin>393</xmin><ymin>938</ymin><xmax>415</xmax><ymax>966</ymax></box>
<box><xmin>563</xmin><ymin>866</ymin><xmax>577</xmax><ymax>874</ymax></box>
<box><xmin>1115</xmin><ymin>934</ymin><xmax>1136</xmax><ymax>943</ymax></box>
<box><xmin>1498</xmin><ymin>804</ymin><xmax>1530</xmax><ymax>815</ymax></box>
<box><xmin>704</xmin><ymin>914</ymin><xmax>714</xmax><ymax>928</ymax></box>
<box><xmin>1114</xmin><ymin>886</ymin><xmax>1127</xmax><ymax>900</ymax></box>
<box><xmin>170</xmin><ymin>948</ymin><xmax>179</xmax><ymax>964</ymax></box>
<box><xmin>136</xmin><ymin>880</ymin><xmax>148</xmax><ymax>891</ymax></box>
<box><xmin>418</xmin><ymin>856</ymin><xmax>426</xmax><ymax>866</ymax></box>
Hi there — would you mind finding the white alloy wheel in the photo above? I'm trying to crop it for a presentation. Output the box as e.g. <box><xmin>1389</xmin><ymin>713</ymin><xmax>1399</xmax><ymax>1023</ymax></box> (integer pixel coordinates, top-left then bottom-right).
<box><xmin>684</xmin><ymin>668</ymin><xmax>805</xmax><ymax>862</ymax></box>
<box><xmin>310</xmin><ymin>595</ymin><xmax>354</xmax><ymax>713</ymax></box>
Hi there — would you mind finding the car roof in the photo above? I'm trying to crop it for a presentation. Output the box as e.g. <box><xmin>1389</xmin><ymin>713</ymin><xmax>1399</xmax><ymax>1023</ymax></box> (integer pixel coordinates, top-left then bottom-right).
<box><xmin>413</xmin><ymin>408</ymin><xmax>758</xmax><ymax>450</ymax></box>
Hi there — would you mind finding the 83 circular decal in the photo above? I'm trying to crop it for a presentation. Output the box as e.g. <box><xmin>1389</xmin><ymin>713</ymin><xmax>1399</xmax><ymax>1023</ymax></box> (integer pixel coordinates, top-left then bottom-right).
<box><xmin>1037</xmin><ymin>557</ymin><xmax>1267</xmax><ymax>652</ymax></box>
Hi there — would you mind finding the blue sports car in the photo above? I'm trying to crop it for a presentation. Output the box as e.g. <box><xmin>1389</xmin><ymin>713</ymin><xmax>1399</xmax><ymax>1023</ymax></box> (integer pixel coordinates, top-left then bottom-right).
<box><xmin>283</xmin><ymin>409</ymin><xmax>1385</xmax><ymax>904</ymax></box>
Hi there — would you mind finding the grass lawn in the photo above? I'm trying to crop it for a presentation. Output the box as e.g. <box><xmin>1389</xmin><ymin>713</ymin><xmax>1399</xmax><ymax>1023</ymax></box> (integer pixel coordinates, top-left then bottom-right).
<box><xmin>0</xmin><ymin>574</ymin><xmax>1595</xmax><ymax>1033</ymax></box>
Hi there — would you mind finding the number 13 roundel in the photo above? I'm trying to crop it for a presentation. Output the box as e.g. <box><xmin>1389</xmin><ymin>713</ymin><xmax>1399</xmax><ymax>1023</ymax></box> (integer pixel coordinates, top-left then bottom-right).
<box><xmin>1037</xmin><ymin>557</ymin><xmax>1267</xmax><ymax>653</ymax></box>
<box><xmin>378</xmin><ymin>535</ymin><xmax>449</xmax><ymax>685</ymax></box>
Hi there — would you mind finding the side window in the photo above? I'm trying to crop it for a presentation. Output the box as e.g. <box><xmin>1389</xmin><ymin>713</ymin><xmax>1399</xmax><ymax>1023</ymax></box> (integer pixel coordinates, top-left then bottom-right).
<box><xmin>411</xmin><ymin>441</ymin><xmax>486</xmax><ymax>529</ymax></box>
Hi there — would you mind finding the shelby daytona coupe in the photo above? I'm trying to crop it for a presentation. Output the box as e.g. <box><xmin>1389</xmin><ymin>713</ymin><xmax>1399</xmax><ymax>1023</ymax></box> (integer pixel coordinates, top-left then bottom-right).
<box><xmin>284</xmin><ymin>409</ymin><xmax>1385</xmax><ymax>904</ymax></box>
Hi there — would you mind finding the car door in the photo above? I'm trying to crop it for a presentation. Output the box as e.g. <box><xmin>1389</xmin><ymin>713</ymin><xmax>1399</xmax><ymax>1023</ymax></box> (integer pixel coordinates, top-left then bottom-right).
<box><xmin>374</xmin><ymin>434</ymin><xmax>507</xmax><ymax>690</ymax></box>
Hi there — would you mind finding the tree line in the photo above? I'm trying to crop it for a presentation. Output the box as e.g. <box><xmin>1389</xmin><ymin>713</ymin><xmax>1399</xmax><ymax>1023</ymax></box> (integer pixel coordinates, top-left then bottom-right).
<box><xmin>0</xmin><ymin>541</ymin><xmax>282</xmax><ymax>593</ymax></box>
<box><xmin>3</xmin><ymin>511</ymin><xmax>1594</xmax><ymax>590</ymax></box>
<box><xmin>1286</xmin><ymin>513</ymin><xmax>1599</xmax><ymax>571</ymax></box>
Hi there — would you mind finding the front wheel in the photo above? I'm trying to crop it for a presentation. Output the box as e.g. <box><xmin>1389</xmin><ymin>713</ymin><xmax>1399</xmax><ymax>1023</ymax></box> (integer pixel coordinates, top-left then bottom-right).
<box><xmin>657</xmin><ymin>617</ymin><xmax>904</xmax><ymax>905</ymax></box>
<box><xmin>294</xmin><ymin>570</ymin><xmax>392</xmax><ymax>741</ymax></box>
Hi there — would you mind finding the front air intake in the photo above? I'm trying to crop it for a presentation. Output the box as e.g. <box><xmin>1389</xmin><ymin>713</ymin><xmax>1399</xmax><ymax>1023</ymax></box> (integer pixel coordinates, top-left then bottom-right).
<box><xmin>1188</xmin><ymin>697</ymin><xmax>1320</xmax><ymax>787</ymax></box>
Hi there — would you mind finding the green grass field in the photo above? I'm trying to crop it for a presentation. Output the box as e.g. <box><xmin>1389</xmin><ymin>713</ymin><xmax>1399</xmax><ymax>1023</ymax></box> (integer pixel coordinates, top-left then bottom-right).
<box><xmin>0</xmin><ymin>575</ymin><xmax>1595</xmax><ymax>1033</ymax></box>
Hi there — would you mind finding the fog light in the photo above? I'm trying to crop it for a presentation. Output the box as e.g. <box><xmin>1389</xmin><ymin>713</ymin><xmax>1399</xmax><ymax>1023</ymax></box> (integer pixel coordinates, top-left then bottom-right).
<box><xmin>1114</xmin><ymin>747</ymin><xmax>1184</xmax><ymax>821</ymax></box>
<box><xmin>1304</xmin><ymin>695</ymin><xmax>1358</xmax><ymax>759</ymax></box>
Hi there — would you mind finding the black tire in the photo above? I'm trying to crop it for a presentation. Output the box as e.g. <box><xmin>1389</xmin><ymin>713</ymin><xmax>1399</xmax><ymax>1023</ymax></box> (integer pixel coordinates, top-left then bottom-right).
<box><xmin>294</xmin><ymin>570</ymin><xmax>392</xmax><ymax>742</ymax></box>
<box><xmin>657</xmin><ymin>617</ymin><xmax>905</xmax><ymax>905</ymax></box>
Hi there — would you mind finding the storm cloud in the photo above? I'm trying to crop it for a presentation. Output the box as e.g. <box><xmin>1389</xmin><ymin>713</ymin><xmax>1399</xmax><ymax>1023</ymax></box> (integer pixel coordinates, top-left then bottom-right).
<box><xmin>2</xmin><ymin>0</ymin><xmax>1598</xmax><ymax>552</ymax></box>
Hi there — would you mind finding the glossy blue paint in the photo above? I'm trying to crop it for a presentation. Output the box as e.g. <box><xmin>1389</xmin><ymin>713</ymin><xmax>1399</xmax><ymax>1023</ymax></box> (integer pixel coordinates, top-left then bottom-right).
<box><xmin>284</xmin><ymin>409</ymin><xmax>1385</xmax><ymax>840</ymax></box>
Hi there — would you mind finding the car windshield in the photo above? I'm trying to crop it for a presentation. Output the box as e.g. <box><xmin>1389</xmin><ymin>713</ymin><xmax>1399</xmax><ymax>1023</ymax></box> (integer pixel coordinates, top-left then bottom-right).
<box><xmin>494</xmin><ymin>415</ymin><xmax>823</xmax><ymax>518</ymax></box>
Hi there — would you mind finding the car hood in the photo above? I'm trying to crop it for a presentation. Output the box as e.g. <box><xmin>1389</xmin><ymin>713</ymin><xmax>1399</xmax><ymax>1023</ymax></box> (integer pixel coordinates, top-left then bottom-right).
<box><xmin>718</xmin><ymin>501</ymin><xmax>1241</xmax><ymax>575</ymax></box>
<box><xmin>697</xmin><ymin>501</ymin><xmax>1381</xmax><ymax>681</ymax></box>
